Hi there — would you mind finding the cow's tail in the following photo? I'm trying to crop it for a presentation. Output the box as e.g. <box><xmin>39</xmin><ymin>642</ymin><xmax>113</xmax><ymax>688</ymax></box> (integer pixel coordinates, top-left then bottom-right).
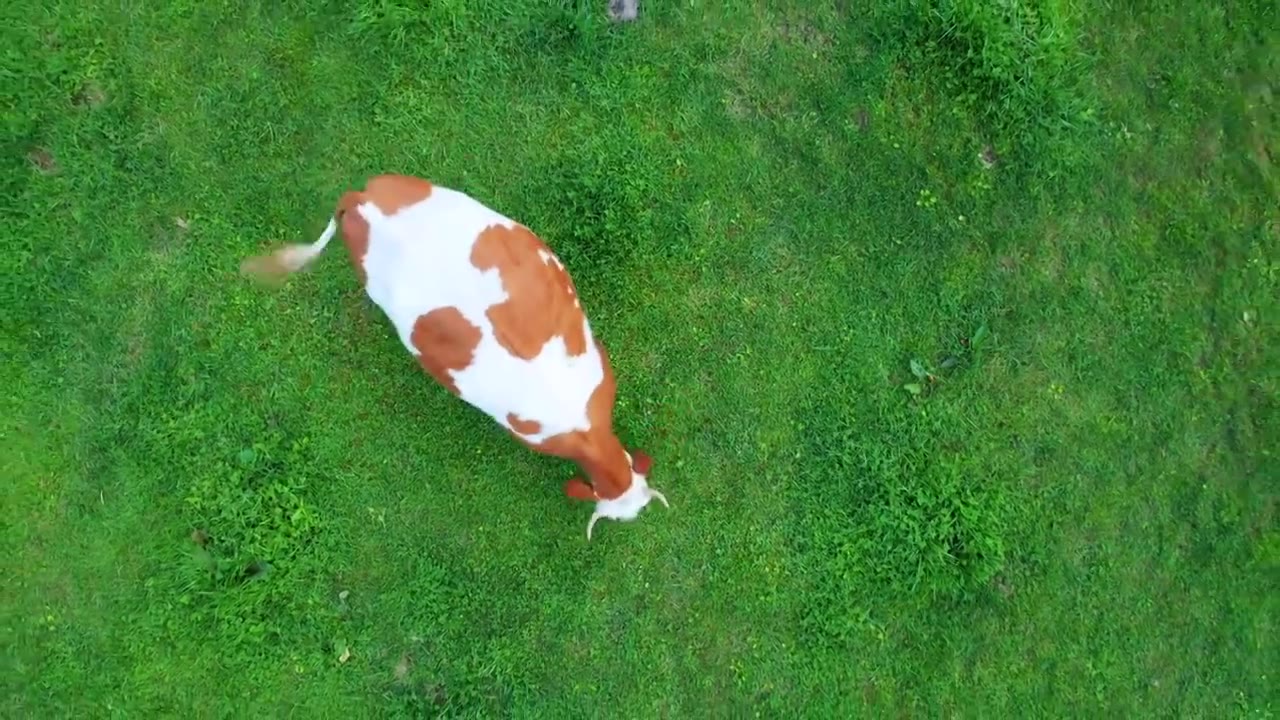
<box><xmin>240</xmin><ymin>191</ymin><xmax>363</xmax><ymax>285</ymax></box>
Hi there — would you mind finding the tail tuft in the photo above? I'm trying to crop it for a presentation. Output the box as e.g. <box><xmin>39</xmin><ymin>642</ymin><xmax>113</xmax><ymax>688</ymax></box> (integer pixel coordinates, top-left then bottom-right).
<box><xmin>239</xmin><ymin>218</ymin><xmax>339</xmax><ymax>287</ymax></box>
<box><xmin>240</xmin><ymin>244</ymin><xmax>317</xmax><ymax>285</ymax></box>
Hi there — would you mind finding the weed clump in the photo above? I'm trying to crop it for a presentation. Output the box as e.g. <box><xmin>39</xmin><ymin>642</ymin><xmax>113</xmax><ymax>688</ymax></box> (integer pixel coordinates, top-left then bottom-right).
<box><xmin>875</xmin><ymin>0</ymin><xmax>1097</xmax><ymax>165</ymax></box>
<box><xmin>516</xmin><ymin>138</ymin><xmax>682</xmax><ymax>305</ymax></box>
<box><xmin>176</xmin><ymin>431</ymin><xmax>332</xmax><ymax>647</ymax></box>
<box><xmin>183</xmin><ymin>434</ymin><xmax>322</xmax><ymax>590</ymax></box>
<box><xmin>805</xmin><ymin>423</ymin><xmax>1008</xmax><ymax>607</ymax></box>
<box><xmin>792</xmin><ymin>341</ymin><xmax>1015</xmax><ymax>643</ymax></box>
<box><xmin>535</xmin><ymin>151</ymin><xmax>650</xmax><ymax>278</ymax></box>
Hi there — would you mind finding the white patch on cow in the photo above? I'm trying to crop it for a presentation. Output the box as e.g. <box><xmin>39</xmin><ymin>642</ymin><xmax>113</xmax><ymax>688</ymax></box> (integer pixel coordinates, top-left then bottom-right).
<box><xmin>356</xmin><ymin>187</ymin><xmax>603</xmax><ymax>445</ymax></box>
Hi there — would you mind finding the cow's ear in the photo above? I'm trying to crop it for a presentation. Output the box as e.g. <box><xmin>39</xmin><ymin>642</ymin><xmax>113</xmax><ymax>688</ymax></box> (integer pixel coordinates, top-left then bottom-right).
<box><xmin>564</xmin><ymin>478</ymin><xmax>597</xmax><ymax>501</ymax></box>
<box><xmin>630</xmin><ymin>449</ymin><xmax>653</xmax><ymax>475</ymax></box>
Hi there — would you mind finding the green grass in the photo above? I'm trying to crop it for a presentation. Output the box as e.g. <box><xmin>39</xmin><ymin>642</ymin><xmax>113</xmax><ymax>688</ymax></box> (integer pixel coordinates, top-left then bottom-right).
<box><xmin>4</xmin><ymin>0</ymin><xmax>1277</xmax><ymax>715</ymax></box>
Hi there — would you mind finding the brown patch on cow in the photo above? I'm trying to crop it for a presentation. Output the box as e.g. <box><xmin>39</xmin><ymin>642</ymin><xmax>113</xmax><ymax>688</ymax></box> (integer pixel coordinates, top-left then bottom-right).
<box><xmin>336</xmin><ymin>191</ymin><xmax>372</xmax><ymax>284</ymax></box>
<box><xmin>630</xmin><ymin>449</ymin><xmax>653</xmax><ymax>475</ymax></box>
<box><xmin>506</xmin><ymin>413</ymin><xmax>542</xmax><ymax>435</ymax></box>
<box><xmin>470</xmin><ymin>223</ymin><xmax>587</xmax><ymax>360</ymax></box>
<box><xmin>410</xmin><ymin>307</ymin><xmax>482</xmax><ymax>395</ymax></box>
<box><xmin>362</xmin><ymin>174</ymin><xmax>434</xmax><ymax>216</ymax></box>
<box><xmin>564</xmin><ymin>478</ymin><xmax>597</xmax><ymax>501</ymax></box>
<box><xmin>571</xmin><ymin>438</ymin><xmax>632</xmax><ymax>501</ymax></box>
<box><xmin>331</xmin><ymin>175</ymin><xmax>432</xmax><ymax>284</ymax></box>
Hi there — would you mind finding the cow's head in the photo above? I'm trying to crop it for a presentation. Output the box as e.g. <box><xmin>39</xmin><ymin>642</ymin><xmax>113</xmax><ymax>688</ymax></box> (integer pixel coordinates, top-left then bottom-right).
<box><xmin>564</xmin><ymin>449</ymin><xmax>669</xmax><ymax>540</ymax></box>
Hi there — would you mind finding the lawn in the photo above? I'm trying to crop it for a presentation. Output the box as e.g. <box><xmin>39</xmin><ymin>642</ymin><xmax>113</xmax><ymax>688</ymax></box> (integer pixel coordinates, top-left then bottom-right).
<box><xmin>4</xmin><ymin>0</ymin><xmax>1277</xmax><ymax>715</ymax></box>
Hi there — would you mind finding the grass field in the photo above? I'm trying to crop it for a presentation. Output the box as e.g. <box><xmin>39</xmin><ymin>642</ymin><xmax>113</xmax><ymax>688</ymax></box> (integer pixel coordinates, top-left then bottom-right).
<box><xmin>5</xmin><ymin>0</ymin><xmax>1278</xmax><ymax>715</ymax></box>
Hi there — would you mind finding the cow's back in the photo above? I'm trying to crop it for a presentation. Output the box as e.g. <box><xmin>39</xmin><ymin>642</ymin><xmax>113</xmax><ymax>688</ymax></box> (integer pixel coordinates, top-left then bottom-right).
<box><xmin>355</xmin><ymin>181</ymin><xmax>605</xmax><ymax>446</ymax></box>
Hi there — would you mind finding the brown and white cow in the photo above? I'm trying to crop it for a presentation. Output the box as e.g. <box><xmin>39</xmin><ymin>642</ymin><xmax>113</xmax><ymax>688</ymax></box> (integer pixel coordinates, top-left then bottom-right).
<box><xmin>240</xmin><ymin>174</ymin><xmax>668</xmax><ymax>539</ymax></box>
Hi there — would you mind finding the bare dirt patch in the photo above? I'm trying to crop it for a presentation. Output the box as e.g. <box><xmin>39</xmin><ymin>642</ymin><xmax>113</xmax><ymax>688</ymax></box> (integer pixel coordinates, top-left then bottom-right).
<box><xmin>28</xmin><ymin>147</ymin><xmax>58</xmax><ymax>174</ymax></box>
<box><xmin>72</xmin><ymin>81</ymin><xmax>107</xmax><ymax>109</ymax></box>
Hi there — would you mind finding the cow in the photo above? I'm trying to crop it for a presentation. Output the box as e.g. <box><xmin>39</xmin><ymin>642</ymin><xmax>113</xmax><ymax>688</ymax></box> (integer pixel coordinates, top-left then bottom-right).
<box><xmin>240</xmin><ymin>174</ymin><xmax>668</xmax><ymax>540</ymax></box>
